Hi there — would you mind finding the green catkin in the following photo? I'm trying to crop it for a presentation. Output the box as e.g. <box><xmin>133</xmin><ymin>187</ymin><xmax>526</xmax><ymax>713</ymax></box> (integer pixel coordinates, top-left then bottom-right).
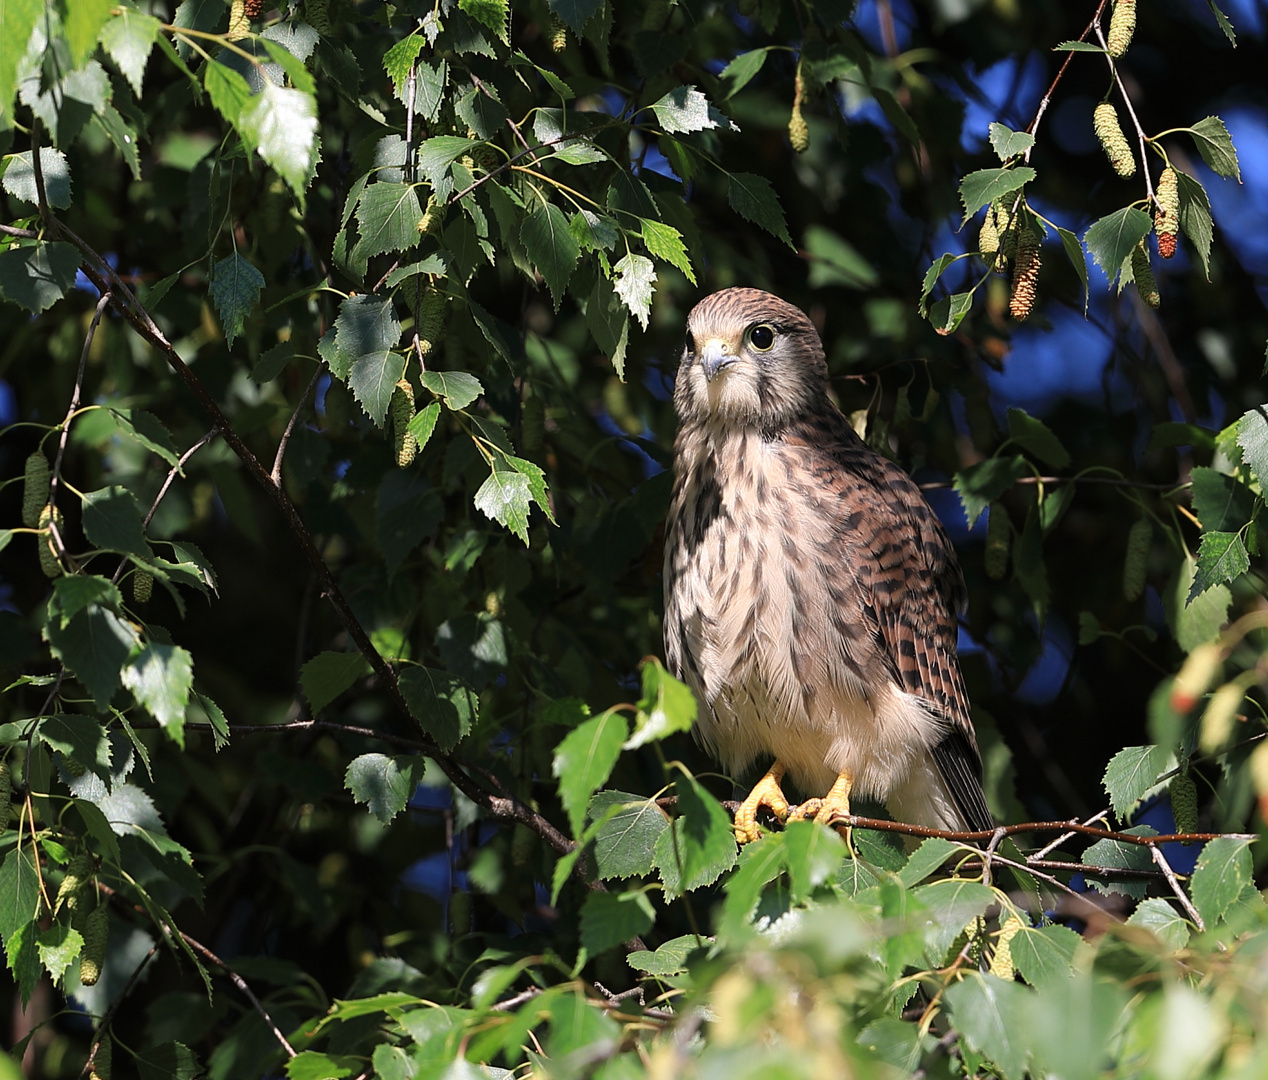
<box><xmin>391</xmin><ymin>379</ymin><xmax>418</xmax><ymax>467</ymax></box>
<box><xmin>22</xmin><ymin>451</ymin><xmax>50</xmax><ymax>527</ymax></box>
<box><xmin>979</xmin><ymin>204</ymin><xmax>999</xmax><ymax>257</ymax></box>
<box><xmin>1009</xmin><ymin>227</ymin><xmax>1041</xmax><ymax>319</ymax></box>
<box><xmin>79</xmin><ymin>906</ymin><xmax>108</xmax><ymax>986</ymax></box>
<box><xmin>994</xmin><ymin>200</ymin><xmax>1016</xmax><ymax>269</ymax></box>
<box><xmin>417</xmin><ymin>290</ymin><xmax>446</xmax><ymax>359</ymax></box>
<box><xmin>789</xmin><ymin>66</ymin><xmax>809</xmax><ymax>153</ymax></box>
<box><xmin>416</xmin><ymin>195</ymin><xmax>442</xmax><ymax>236</ymax></box>
<box><xmin>985</xmin><ymin>503</ymin><xmax>1009</xmax><ymax>580</ymax></box>
<box><xmin>56</xmin><ymin>854</ymin><xmax>93</xmax><ymax>916</ymax></box>
<box><xmin>38</xmin><ymin>504</ymin><xmax>63</xmax><ymax>578</ymax></box>
<box><xmin>550</xmin><ymin>15</ymin><xmax>568</xmax><ymax>52</ymax></box>
<box><xmin>227</xmin><ymin>0</ymin><xmax>250</xmax><ymax>40</ymax></box>
<box><xmin>1156</xmin><ymin>166</ymin><xmax>1179</xmax><ymax>258</ymax></box>
<box><xmin>1200</xmin><ymin>681</ymin><xmax>1244</xmax><ymax>754</ymax></box>
<box><xmin>1107</xmin><ymin>0</ymin><xmax>1136</xmax><ymax>58</ymax></box>
<box><xmin>1122</xmin><ymin>518</ymin><xmax>1151</xmax><ymax>601</ymax></box>
<box><xmin>306</xmin><ymin>0</ymin><xmax>332</xmax><ymax>35</ymax></box>
<box><xmin>990</xmin><ymin>914</ymin><xmax>1025</xmax><ymax>980</ymax></box>
<box><xmin>133</xmin><ymin>570</ymin><xmax>154</xmax><ymax>604</ymax></box>
<box><xmin>1132</xmin><ymin>242</ymin><xmax>1160</xmax><ymax>307</ymax></box>
<box><xmin>1170</xmin><ymin>772</ymin><xmax>1199</xmax><ymax>839</ymax></box>
<box><xmin>1094</xmin><ymin>102</ymin><xmax>1136</xmax><ymax>177</ymax></box>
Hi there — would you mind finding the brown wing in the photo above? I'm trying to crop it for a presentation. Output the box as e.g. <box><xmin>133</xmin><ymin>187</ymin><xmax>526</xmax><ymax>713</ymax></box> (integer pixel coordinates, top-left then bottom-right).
<box><xmin>788</xmin><ymin>411</ymin><xmax>994</xmax><ymax>831</ymax></box>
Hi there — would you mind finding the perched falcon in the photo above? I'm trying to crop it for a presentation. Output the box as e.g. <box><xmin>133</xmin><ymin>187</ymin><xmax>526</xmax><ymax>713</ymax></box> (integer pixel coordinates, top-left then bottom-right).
<box><xmin>663</xmin><ymin>288</ymin><xmax>994</xmax><ymax>842</ymax></box>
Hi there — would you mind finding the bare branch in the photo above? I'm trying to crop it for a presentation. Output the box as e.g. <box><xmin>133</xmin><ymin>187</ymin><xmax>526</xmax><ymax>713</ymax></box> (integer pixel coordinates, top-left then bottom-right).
<box><xmin>271</xmin><ymin>366</ymin><xmax>322</xmax><ymax>487</ymax></box>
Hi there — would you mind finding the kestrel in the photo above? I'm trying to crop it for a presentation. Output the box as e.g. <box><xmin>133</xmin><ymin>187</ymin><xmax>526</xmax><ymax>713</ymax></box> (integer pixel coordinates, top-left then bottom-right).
<box><xmin>663</xmin><ymin>288</ymin><xmax>994</xmax><ymax>843</ymax></box>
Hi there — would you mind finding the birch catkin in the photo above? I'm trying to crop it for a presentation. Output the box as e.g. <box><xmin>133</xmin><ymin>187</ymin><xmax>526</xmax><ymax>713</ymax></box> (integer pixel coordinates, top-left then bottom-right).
<box><xmin>1155</xmin><ymin>166</ymin><xmax>1180</xmax><ymax>258</ymax></box>
<box><xmin>1094</xmin><ymin>102</ymin><xmax>1136</xmax><ymax>177</ymax></box>
<box><xmin>1107</xmin><ymin>0</ymin><xmax>1137</xmax><ymax>58</ymax></box>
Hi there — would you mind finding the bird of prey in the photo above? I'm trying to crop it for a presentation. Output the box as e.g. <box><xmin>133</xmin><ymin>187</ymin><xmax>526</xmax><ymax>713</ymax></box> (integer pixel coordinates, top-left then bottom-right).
<box><xmin>663</xmin><ymin>288</ymin><xmax>994</xmax><ymax>843</ymax></box>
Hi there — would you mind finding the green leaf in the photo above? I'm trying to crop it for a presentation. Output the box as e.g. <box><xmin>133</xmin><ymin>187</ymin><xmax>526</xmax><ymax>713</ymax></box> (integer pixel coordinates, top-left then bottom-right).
<box><xmin>1175</xmin><ymin>169</ymin><xmax>1214</xmax><ymax>281</ymax></box>
<box><xmin>0</xmin><ymin>847</ymin><xmax>40</xmax><ymax>943</ymax></box>
<box><xmin>1010</xmin><ymin>923</ymin><xmax>1081</xmax><ymax>988</ymax></box>
<box><xmin>919</xmin><ymin>253</ymin><xmax>960</xmax><ymax>312</ymax></box>
<box><xmin>3</xmin><ymin>149</ymin><xmax>73</xmax><ymax>208</ymax></box>
<box><xmin>205</xmin><ymin>58</ymin><xmax>252</xmax><ymax>126</ymax></box>
<box><xmin>653</xmin><ymin>771</ymin><xmax>737</xmax><ymax>898</ymax></box>
<box><xmin>626</xmin><ymin>657</ymin><xmax>696</xmax><ymax>749</ymax></box>
<box><xmin>209</xmin><ymin>253</ymin><xmax>265</xmax><ymax>349</ymax></box>
<box><xmin>1013</xmin><ymin>507</ymin><xmax>1049</xmax><ymax>620</ymax></box>
<box><xmin>720</xmin><ymin>48</ymin><xmax>771</xmax><ymax>97</ymax></box>
<box><xmin>805</xmin><ymin>225</ymin><xmax>879</xmax><ymax>290</ymax></box>
<box><xmin>82</xmin><ymin>486</ymin><xmax>151</xmax><ymax>557</ymax></box>
<box><xmin>1187</xmin><ymin>116</ymin><xmax>1240</xmax><ymax>181</ymax></box>
<box><xmin>122</xmin><ymin>642</ymin><xmax>194</xmax><ymax>744</ymax></box>
<box><xmin>301</xmin><ymin>651</ymin><xmax>371</xmax><ymax>713</ymax></box>
<box><xmin>5</xmin><ymin>921</ymin><xmax>39</xmax><ymax>1009</ymax></box>
<box><xmin>330</xmin><ymin>295</ymin><xmax>402</xmax><ymax>426</ymax></box>
<box><xmin>782</xmin><ymin>820</ymin><xmax>845</xmax><ymax>904</ymax></box>
<box><xmin>406</xmin><ymin>401</ymin><xmax>442</xmax><ymax>453</ymax></box>
<box><xmin>553</xmin><ymin>711</ymin><xmax>628</xmax><ymax>838</ymax></box>
<box><xmin>420</xmin><ymin>369</ymin><xmax>483</xmax><ymax>410</ymax></box>
<box><xmin>626</xmin><ymin>934</ymin><xmax>699</xmax><ymax>976</ymax></box>
<box><xmin>417</xmin><ymin>135</ymin><xmax>480</xmax><ymax>201</ymax></box>
<box><xmin>648</xmin><ymin>85</ymin><xmax>721</xmax><ymax>134</ymax></box>
<box><xmin>239</xmin><ymin>83</ymin><xmax>319</xmax><ymax>200</ymax></box>
<box><xmin>727</xmin><ymin>172</ymin><xmax>793</xmax><ymax>247</ymax></box>
<box><xmin>474</xmin><ymin>459</ymin><xmax>533</xmax><ymax>544</ymax></box>
<box><xmin>1188</xmin><ymin>530</ymin><xmax>1249</xmax><ymax>601</ymax></box>
<box><xmin>1191</xmin><ymin>836</ymin><xmax>1252</xmax><ymax>927</ymax></box>
<box><xmin>1126</xmin><ymin>897</ymin><xmax>1192</xmax><ymax>949</ymax></box>
<box><xmin>586</xmin><ymin>274</ymin><xmax>630</xmax><ymax>378</ymax></box>
<box><xmin>1006</xmin><ymin>408</ymin><xmax>1070</xmax><ymax>468</ymax></box>
<box><xmin>50</xmin><ymin>576</ymin><xmax>121</xmax><ymax>628</ymax></box>
<box><xmin>0</xmin><ymin>0</ymin><xmax>41</xmax><ymax>124</ymax></box>
<box><xmin>1053</xmin><ymin>40</ymin><xmax>1105</xmax><ymax>51</ymax></box>
<box><xmin>872</xmin><ymin>86</ymin><xmax>920</xmax><ymax>144</ymax></box>
<box><xmin>353</xmin><ymin>182</ymin><xmax>423</xmax><ymax>259</ymax></box>
<box><xmin>612</xmin><ymin>252</ymin><xmax>656</xmax><ymax>331</ymax></box>
<box><xmin>953</xmin><ymin>456</ymin><xmax>1028</xmax><ymax>528</ymax></box>
<box><xmin>548</xmin><ymin>0</ymin><xmax>603</xmax><ymax>34</ymax></box>
<box><xmin>589</xmin><ymin>791</ymin><xmax>669</xmax><ymax>880</ymax></box>
<box><xmin>36</xmin><ymin>923</ymin><xmax>84</xmax><ymax>986</ymax></box>
<box><xmin>1083</xmin><ymin>831</ymin><xmax>1155</xmax><ymax>900</ymax></box>
<box><xmin>345</xmin><ymin>752</ymin><xmax>427</xmax><ymax>824</ymax></box>
<box><xmin>958</xmin><ymin>166</ymin><xmax>1035</xmax><ymax>222</ymax></box>
<box><xmin>988</xmin><ymin>122</ymin><xmax>1035</xmax><ymax>162</ymax></box>
<box><xmin>1084</xmin><ymin>206</ymin><xmax>1151</xmax><ymax>286</ymax></box>
<box><xmin>37</xmin><ymin>715</ymin><xmax>111</xmax><ymax>781</ymax></box>
<box><xmin>398</xmin><ymin>666</ymin><xmax>477</xmax><ymax>751</ymax></box>
<box><xmin>1236</xmin><ymin>406</ymin><xmax>1268</xmax><ymax>484</ymax></box>
<box><xmin>928</xmin><ymin>291</ymin><xmax>973</xmax><ymax>335</ymax></box>
<box><xmin>579</xmin><ymin>889</ymin><xmax>654</xmax><ymax>955</ymax></box>
<box><xmin>1102</xmin><ymin>745</ymin><xmax>1174</xmax><ymax>822</ymax></box>
<box><xmin>383</xmin><ymin>35</ymin><xmax>426</xmax><ymax>99</ymax></box>
<box><xmin>944</xmin><ymin>974</ymin><xmax>1032</xmax><ymax>1080</ymax></box>
<box><xmin>640</xmin><ymin>219</ymin><xmax>696</xmax><ymax>285</ymax></box>
<box><xmin>897</xmin><ymin>837</ymin><xmax>958</xmax><ymax>887</ymax></box>
<box><xmin>718</xmin><ymin>836</ymin><xmax>786</xmax><ymax>939</ymax></box>
<box><xmin>571</xmin><ymin>210</ymin><xmax>618</xmax><ymax>252</ymax></box>
<box><xmin>99</xmin><ymin>8</ymin><xmax>161</xmax><ymax>97</ymax></box>
<box><xmin>1056</xmin><ymin>226</ymin><xmax>1089</xmax><ymax>313</ymax></box>
<box><xmin>1207</xmin><ymin>0</ymin><xmax>1237</xmax><ymax>44</ymax></box>
<box><xmin>520</xmin><ymin>200</ymin><xmax>579</xmax><ymax>310</ymax></box>
<box><xmin>285</xmin><ymin>1051</ymin><xmax>358</xmax><ymax>1080</ymax></box>
<box><xmin>136</xmin><ymin>1042</ymin><xmax>203</xmax><ymax>1080</ymax></box>
<box><xmin>67</xmin><ymin>0</ymin><xmax>115</xmax><ymax>67</ymax></box>
<box><xmin>0</xmin><ymin>242</ymin><xmax>80</xmax><ymax>313</ymax></box>
<box><xmin>912</xmin><ymin>879</ymin><xmax>996</xmax><ymax>963</ymax></box>
<box><xmin>459</xmin><ymin>0</ymin><xmax>509</xmax><ymax>44</ymax></box>
<box><xmin>1190</xmin><ymin>466</ymin><xmax>1256</xmax><ymax>533</ymax></box>
<box><xmin>45</xmin><ymin>604</ymin><xmax>140</xmax><ymax>709</ymax></box>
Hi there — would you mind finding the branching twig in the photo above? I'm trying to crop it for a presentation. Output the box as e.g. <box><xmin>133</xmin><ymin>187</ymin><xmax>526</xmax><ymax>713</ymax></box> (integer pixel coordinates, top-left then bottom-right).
<box><xmin>1024</xmin><ymin>1</ymin><xmax>1110</xmax><ymax>156</ymax></box>
<box><xmin>1150</xmin><ymin>844</ymin><xmax>1204</xmax><ymax>930</ymax></box>
<box><xmin>271</xmin><ymin>366</ymin><xmax>322</xmax><ymax>486</ymax></box>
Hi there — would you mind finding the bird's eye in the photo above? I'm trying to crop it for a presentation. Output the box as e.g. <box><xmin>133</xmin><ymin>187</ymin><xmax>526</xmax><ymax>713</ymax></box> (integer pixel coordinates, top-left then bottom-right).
<box><xmin>748</xmin><ymin>324</ymin><xmax>775</xmax><ymax>351</ymax></box>
<box><xmin>685</xmin><ymin>333</ymin><xmax>697</xmax><ymax>354</ymax></box>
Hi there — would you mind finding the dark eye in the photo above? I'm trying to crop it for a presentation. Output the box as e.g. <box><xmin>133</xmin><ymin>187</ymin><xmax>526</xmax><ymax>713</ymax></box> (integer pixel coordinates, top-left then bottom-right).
<box><xmin>748</xmin><ymin>324</ymin><xmax>775</xmax><ymax>351</ymax></box>
<box><xmin>685</xmin><ymin>332</ymin><xmax>697</xmax><ymax>354</ymax></box>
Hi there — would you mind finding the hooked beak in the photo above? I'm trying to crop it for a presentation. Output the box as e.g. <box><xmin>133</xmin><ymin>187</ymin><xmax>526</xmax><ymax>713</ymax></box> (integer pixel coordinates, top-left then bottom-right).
<box><xmin>699</xmin><ymin>338</ymin><xmax>735</xmax><ymax>382</ymax></box>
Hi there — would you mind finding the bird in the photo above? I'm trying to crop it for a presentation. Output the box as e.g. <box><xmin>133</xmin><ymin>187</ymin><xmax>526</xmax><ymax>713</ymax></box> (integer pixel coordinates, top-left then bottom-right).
<box><xmin>662</xmin><ymin>287</ymin><xmax>994</xmax><ymax>843</ymax></box>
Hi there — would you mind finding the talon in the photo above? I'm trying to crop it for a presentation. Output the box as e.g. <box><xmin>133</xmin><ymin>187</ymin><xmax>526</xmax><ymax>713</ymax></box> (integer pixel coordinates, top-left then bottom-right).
<box><xmin>814</xmin><ymin>771</ymin><xmax>854</xmax><ymax>827</ymax></box>
<box><xmin>734</xmin><ymin>762</ymin><xmax>790</xmax><ymax>844</ymax></box>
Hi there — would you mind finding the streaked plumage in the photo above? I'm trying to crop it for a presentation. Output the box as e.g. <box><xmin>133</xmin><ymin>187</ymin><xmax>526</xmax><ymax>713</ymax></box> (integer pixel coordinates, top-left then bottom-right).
<box><xmin>663</xmin><ymin>288</ymin><xmax>993</xmax><ymax>839</ymax></box>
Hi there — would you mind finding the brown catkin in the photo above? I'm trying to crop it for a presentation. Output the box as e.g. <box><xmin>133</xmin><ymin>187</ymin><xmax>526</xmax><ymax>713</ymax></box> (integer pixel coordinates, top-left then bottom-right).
<box><xmin>79</xmin><ymin>907</ymin><xmax>108</xmax><ymax>986</ymax></box>
<box><xmin>22</xmin><ymin>451</ymin><xmax>50</xmax><ymax>527</ymax></box>
<box><xmin>56</xmin><ymin>854</ymin><xmax>93</xmax><ymax>916</ymax></box>
<box><xmin>1170</xmin><ymin>773</ymin><xmax>1199</xmax><ymax>839</ymax></box>
<box><xmin>1132</xmin><ymin>242</ymin><xmax>1160</xmax><ymax>308</ymax></box>
<box><xmin>243</xmin><ymin>0</ymin><xmax>264</xmax><ymax>17</ymax></box>
<box><xmin>1122</xmin><ymin>518</ymin><xmax>1151</xmax><ymax>601</ymax></box>
<box><xmin>0</xmin><ymin>762</ymin><xmax>10</xmax><ymax>822</ymax></box>
<box><xmin>133</xmin><ymin>570</ymin><xmax>154</xmax><ymax>604</ymax></box>
<box><xmin>89</xmin><ymin>1035</ymin><xmax>112</xmax><ymax>1080</ymax></box>
<box><xmin>1094</xmin><ymin>102</ymin><xmax>1136</xmax><ymax>177</ymax></box>
<box><xmin>985</xmin><ymin>503</ymin><xmax>1009</xmax><ymax>580</ymax></box>
<box><xmin>391</xmin><ymin>379</ymin><xmax>418</xmax><ymax>467</ymax></box>
<box><xmin>1155</xmin><ymin>166</ymin><xmax>1180</xmax><ymax>259</ymax></box>
<box><xmin>1009</xmin><ymin>227</ymin><xmax>1041</xmax><ymax>319</ymax></box>
<box><xmin>38</xmin><ymin>504</ymin><xmax>63</xmax><ymax>578</ymax></box>
<box><xmin>1107</xmin><ymin>0</ymin><xmax>1136</xmax><ymax>58</ymax></box>
<box><xmin>417</xmin><ymin>290</ymin><xmax>446</xmax><ymax>359</ymax></box>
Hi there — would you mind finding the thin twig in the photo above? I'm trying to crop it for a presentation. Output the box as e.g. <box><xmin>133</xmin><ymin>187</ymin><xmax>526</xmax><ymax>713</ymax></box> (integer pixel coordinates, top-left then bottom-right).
<box><xmin>0</xmin><ymin>222</ymin><xmax>39</xmax><ymax>239</ymax></box>
<box><xmin>1150</xmin><ymin>844</ymin><xmax>1204</xmax><ymax>931</ymax></box>
<box><xmin>1094</xmin><ymin>20</ymin><xmax>1154</xmax><ymax>200</ymax></box>
<box><xmin>78</xmin><ymin>945</ymin><xmax>160</xmax><ymax>1079</ymax></box>
<box><xmin>917</xmin><ymin>474</ymin><xmax>1177</xmax><ymax>493</ymax></box>
<box><xmin>1024</xmin><ymin>1</ymin><xmax>1110</xmax><ymax>157</ymax></box>
<box><xmin>271</xmin><ymin>366</ymin><xmax>322</xmax><ymax>486</ymax></box>
<box><xmin>1032</xmin><ymin>810</ymin><xmax>1111</xmax><ymax>860</ymax></box>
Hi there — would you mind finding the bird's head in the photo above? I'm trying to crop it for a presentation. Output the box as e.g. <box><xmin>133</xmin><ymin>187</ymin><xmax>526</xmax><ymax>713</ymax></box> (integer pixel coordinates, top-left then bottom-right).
<box><xmin>675</xmin><ymin>288</ymin><xmax>830</xmax><ymax>431</ymax></box>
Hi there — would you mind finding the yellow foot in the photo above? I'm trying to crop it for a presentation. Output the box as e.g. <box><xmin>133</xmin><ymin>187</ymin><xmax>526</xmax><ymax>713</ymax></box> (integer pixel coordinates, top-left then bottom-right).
<box><xmin>734</xmin><ymin>763</ymin><xmax>791</xmax><ymax>844</ymax></box>
<box><xmin>787</xmin><ymin>771</ymin><xmax>854</xmax><ymax>829</ymax></box>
